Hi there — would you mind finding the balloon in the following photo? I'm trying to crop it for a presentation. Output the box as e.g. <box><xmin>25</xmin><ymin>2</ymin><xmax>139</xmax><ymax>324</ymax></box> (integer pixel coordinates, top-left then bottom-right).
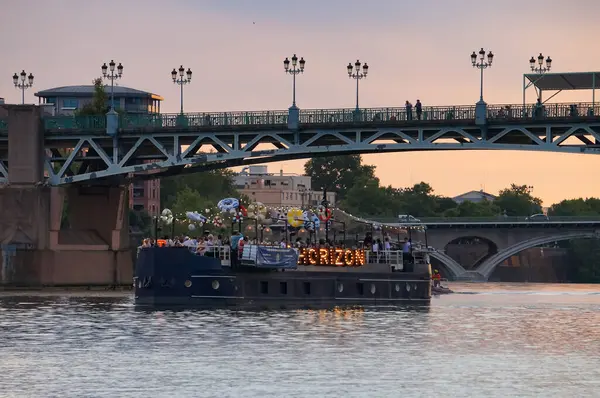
<box><xmin>161</xmin><ymin>208</ymin><xmax>172</xmax><ymax>217</ymax></box>
<box><xmin>287</xmin><ymin>208</ymin><xmax>304</xmax><ymax>228</ymax></box>
<box><xmin>217</xmin><ymin>198</ymin><xmax>239</xmax><ymax>212</ymax></box>
<box><xmin>188</xmin><ymin>224</ymin><xmax>196</xmax><ymax>231</ymax></box>
<box><xmin>212</xmin><ymin>216</ymin><xmax>223</xmax><ymax>227</ymax></box>
<box><xmin>317</xmin><ymin>205</ymin><xmax>332</xmax><ymax>222</ymax></box>
<box><xmin>186</xmin><ymin>211</ymin><xmax>207</xmax><ymax>223</ymax></box>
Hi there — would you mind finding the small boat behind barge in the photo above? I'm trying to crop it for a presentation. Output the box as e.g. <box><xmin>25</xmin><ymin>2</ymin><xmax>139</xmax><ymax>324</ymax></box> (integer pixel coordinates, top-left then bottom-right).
<box><xmin>134</xmin><ymin>244</ymin><xmax>433</xmax><ymax>309</ymax></box>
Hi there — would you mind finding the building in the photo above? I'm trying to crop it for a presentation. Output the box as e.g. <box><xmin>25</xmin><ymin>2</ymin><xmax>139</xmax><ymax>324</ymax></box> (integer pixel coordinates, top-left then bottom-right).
<box><xmin>233</xmin><ymin>165</ymin><xmax>336</xmax><ymax>209</ymax></box>
<box><xmin>452</xmin><ymin>190</ymin><xmax>497</xmax><ymax>204</ymax></box>
<box><xmin>129</xmin><ymin>179</ymin><xmax>161</xmax><ymax>217</ymax></box>
<box><xmin>34</xmin><ymin>84</ymin><xmax>164</xmax><ymax>216</ymax></box>
<box><xmin>34</xmin><ymin>85</ymin><xmax>163</xmax><ymax>116</ymax></box>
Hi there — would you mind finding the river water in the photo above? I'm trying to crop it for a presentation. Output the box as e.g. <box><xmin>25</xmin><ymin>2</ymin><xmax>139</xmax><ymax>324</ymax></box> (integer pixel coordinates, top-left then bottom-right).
<box><xmin>0</xmin><ymin>283</ymin><xmax>599</xmax><ymax>398</ymax></box>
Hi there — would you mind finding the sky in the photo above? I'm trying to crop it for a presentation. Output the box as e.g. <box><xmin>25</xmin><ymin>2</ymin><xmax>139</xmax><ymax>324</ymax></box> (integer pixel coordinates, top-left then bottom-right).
<box><xmin>2</xmin><ymin>0</ymin><xmax>600</xmax><ymax>205</ymax></box>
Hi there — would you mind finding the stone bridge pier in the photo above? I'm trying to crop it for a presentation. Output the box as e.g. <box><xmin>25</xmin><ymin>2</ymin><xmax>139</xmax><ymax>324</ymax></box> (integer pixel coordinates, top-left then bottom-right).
<box><xmin>411</xmin><ymin>227</ymin><xmax>599</xmax><ymax>281</ymax></box>
<box><xmin>0</xmin><ymin>104</ymin><xmax>132</xmax><ymax>286</ymax></box>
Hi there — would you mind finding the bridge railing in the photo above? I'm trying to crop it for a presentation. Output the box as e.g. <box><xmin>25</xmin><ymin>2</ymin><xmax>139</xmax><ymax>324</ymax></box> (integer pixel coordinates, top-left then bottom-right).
<box><xmin>15</xmin><ymin>100</ymin><xmax>600</xmax><ymax>133</ymax></box>
<box><xmin>369</xmin><ymin>216</ymin><xmax>600</xmax><ymax>224</ymax></box>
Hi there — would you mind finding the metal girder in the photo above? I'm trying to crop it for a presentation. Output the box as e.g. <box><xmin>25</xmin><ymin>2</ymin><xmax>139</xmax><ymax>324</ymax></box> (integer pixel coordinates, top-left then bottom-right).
<box><xmin>42</xmin><ymin>121</ymin><xmax>600</xmax><ymax>185</ymax></box>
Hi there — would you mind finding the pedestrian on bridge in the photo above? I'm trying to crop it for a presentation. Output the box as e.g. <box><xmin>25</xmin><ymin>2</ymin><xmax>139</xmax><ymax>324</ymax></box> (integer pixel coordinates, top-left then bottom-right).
<box><xmin>415</xmin><ymin>100</ymin><xmax>422</xmax><ymax>120</ymax></box>
<box><xmin>405</xmin><ymin>101</ymin><xmax>413</xmax><ymax>121</ymax></box>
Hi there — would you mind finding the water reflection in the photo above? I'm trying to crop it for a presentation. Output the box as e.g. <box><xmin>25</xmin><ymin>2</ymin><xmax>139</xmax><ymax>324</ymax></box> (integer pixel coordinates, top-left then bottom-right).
<box><xmin>0</xmin><ymin>285</ymin><xmax>599</xmax><ymax>397</ymax></box>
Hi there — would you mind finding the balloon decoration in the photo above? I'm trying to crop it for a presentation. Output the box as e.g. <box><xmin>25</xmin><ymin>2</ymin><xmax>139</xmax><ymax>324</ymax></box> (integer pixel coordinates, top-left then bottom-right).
<box><xmin>304</xmin><ymin>213</ymin><xmax>320</xmax><ymax>230</ymax></box>
<box><xmin>217</xmin><ymin>198</ymin><xmax>239</xmax><ymax>213</ymax></box>
<box><xmin>239</xmin><ymin>204</ymin><xmax>248</xmax><ymax>217</ymax></box>
<box><xmin>188</xmin><ymin>224</ymin><xmax>196</xmax><ymax>231</ymax></box>
<box><xmin>317</xmin><ymin>205</ymin><xmax>332</xmax><ymax>222</ymax></box>
<box><xmin>287</xmin><ymin>208</ymin><xmax>304</xmax><ymax>228</ymax></box>
<box><xmin>186</xmin><ymin>211</ymin><xmax>207</xmax><ymax>224</ymax></box>
<box><xmin>212</xmin><ymin>216</ymin><xmax>223</xmax><ymax>228</ymax></box>
<box><xmin>248</xmin><ymin>202</ymin><xmax>268</xmax><ymax>221</ymax></box>
<box><xmin>160</xmin><ymin>208</ymin><xmax>174</xmax><ymax>225</ymax></box>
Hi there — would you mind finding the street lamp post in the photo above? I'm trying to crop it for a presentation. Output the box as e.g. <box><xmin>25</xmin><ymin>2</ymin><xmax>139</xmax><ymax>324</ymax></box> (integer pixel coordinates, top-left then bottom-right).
<box><xmin>283</xmin><ymin>54</ymin><xmax>305</xmax><ymax>130</ymax></box>
<box><xmin>322</xmin><ymin>187</ymin><xmax>329</xmax><ymax>243</ymax></box>
<box><xmin>101</xmin><ymin>60</ymin><xmax>123</xmax><ymax>138</ymax></box>
<box><xmin>529</xmin><ymin>53</ymin><xmax>552</xmax><ymax>74</ymax></box>
<box><xmin>171</xmin><ymin>65</ymin><xmax>192</xmax><ymax>114</ymax></box>
<box><xmin>12</xmin><ymin>70</ymin><xmax>34</xmax><ymax>105</ymax></box>
<box><xmin>470</xmin><ymin>48</ymin><xmax>494</xmax><ymax>125</ymax></box>
<box><xmin>347</xmin><ymin>60</ymin><xmax>368</xmax><ymax>111</ymax></box>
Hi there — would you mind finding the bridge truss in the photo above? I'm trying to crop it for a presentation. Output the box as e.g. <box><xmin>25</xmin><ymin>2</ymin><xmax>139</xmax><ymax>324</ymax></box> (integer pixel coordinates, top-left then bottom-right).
<box><xmin>39</xmin><ymin>119</ymin><xmax>600</xmax><ymax>185</ymax></box>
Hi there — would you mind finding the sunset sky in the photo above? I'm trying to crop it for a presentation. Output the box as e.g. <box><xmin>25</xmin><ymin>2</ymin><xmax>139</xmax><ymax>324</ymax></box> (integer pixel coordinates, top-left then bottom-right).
<box><xmin>2</xmin><ymin>0</ymin><xmax>599</xmax><ymax>205</ymax></box>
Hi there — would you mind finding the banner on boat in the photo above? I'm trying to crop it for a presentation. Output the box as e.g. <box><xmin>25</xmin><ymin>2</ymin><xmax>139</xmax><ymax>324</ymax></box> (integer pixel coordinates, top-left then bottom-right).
<box><xmin>297</xmin><ymin>247</ymin><xmax>366</xmax><ymax>267</ymax></box>
<box><xmin>256</xmin><ymin>246</ymin><xmax>298</xmax><ymax>269</ymax></box>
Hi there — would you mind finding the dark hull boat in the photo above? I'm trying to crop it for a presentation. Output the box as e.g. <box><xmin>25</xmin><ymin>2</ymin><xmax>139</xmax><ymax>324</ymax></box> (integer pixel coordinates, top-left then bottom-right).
<box><xmin>134</xmin><ymin>245</ymin><xmax>433</xmax><ymax>309</ymax></box>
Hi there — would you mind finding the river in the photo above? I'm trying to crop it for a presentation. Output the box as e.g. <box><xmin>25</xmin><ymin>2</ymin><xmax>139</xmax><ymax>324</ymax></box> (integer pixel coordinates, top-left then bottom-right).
<box><xmin>0</xmin><ymin>283</ymin><xmax>599</xmax><ymax>398</ymax></box>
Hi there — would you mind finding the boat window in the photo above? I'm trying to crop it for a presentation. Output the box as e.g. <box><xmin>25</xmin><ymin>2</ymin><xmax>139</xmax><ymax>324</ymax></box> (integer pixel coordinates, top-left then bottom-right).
<box><xmin>303</xmin><ymin>282</ymin><xmax>311</xmax><ymax>295</ymax></box>
<box><xmin>260</xmin><ymin>281</ymin><xmax>269</xmax><ymax>294</ymax></box>
<box><xmin>356</xmin><ymin>283</ymin><xmax>364</xmax><ymax>295</ymax></box>
<box><xmin>280</xmin><ymin>282</ymin><xmax>288</xmax><ymax>295</ymax></box>
<box><xmin>370</xmin><ymin>284</ymin><xmax>376</xmax><ymax>294</ymax></box>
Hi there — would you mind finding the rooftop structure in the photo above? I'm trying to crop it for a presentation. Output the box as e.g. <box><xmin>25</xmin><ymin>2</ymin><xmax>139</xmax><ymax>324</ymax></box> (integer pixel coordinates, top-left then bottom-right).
<box><xmin>234</xmin><ymin>165</ymin><xmax>336</xmax><ymax>209</ymax></box>
<box><xmin>34</xmin><ymin>85</ymin><xmax>164</xmax><ymax>115</ymax></box>
<box><xmin>452</xmin><ymin>190</ymin><xmax>497</xmax><ymax>204</ymax></box>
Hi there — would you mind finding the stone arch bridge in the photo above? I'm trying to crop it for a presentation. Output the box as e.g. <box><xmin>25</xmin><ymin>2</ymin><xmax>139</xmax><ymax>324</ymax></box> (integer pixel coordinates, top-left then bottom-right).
<box><xmin>399</xmin><ymin>218</ymin><xmax>600</xmax><ymax>281</ymax></box>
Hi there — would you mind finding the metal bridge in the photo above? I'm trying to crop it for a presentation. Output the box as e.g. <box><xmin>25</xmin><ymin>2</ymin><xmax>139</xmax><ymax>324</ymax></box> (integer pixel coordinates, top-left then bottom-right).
<box><xmin>373</xmin><ymin>216</ymin><xmax>600</xmax><ymax>228</ymax></box>
<box><xmin>1</xmin><ymin>70</ymin><xmax>600</xmax><ymax>185</ymax></box>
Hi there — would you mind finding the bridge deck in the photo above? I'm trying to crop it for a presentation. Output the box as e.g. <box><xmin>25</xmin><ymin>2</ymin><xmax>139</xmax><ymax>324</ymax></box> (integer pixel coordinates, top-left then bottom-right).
<box><xmin>28</xmin><ymin>101</ymin><xmax>600</xmax><ymax>134</ymax></box>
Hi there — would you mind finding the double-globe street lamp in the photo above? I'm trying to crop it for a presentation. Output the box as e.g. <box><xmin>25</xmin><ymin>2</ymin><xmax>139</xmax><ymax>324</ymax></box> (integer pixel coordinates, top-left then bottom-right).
<box><xmin>171</xmin><ymin>65</ymin><xmax>192</xmax><ymax>114</ymax></box>
<box><xmin>101</xmin><ymin>60</ymin><xmax>123</xmax><ymax>140</ymax></box>
<box><xmin>470</xmin><ymin>48</ymin><xmax>494</xmax><ymax>124</ymax></box>
<box><xmin>347</xmin><ymin>60</ymin><xmax>368</xmax><ymax>111</ymax></box>
<box><xmin>283</xmin><ymin>54</ymin><xmax>305</xmax><ymax>129</ymax></box>
<box><xmin>12</xmin><ymin>70</ymin><xmax>34</xmax><ymax>105</ymax></box>
<box><xmin>530</xmin><ymin>53</ymin><xmax>552</xmax><ymax>74</ymax></box>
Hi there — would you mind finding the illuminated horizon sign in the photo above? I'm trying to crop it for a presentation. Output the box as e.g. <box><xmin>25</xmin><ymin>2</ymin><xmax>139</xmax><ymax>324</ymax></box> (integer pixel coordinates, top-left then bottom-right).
<box><xmin>297</xmin><ymin>247</ymin><xmax>366</xmax><ymax>267</ymax></box>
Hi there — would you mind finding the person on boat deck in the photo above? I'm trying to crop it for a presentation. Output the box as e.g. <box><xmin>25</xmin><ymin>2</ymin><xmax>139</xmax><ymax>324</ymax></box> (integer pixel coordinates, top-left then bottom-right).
<box><xmin>402</xmin><ymin>238</ymin><xmax>412</xmax><ymax>269</ymax></box>
<box><xmin>238</xmin><ymin>236</ymin><xmax>246</xmax><ymax>259</ymax></box>
<box><xmin>230</xmin><ymin>232</ymin><xmax>243</xmax><ymax>267</ymax></box>
<box><xmin>279</xmin><ymin>238</ymin><xmax>287</xmax><ymax>248</ymax></box>
<box><xmin>432</xmin><ymin>269</ymin><xmax>442</xmax><ymax>288</ymax></box>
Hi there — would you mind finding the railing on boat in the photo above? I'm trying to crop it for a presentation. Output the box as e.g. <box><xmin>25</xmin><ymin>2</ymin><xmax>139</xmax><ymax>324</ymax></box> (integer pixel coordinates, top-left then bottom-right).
<box><xmin>365</xmin><ymin>250</ymin><xmax>403</xmax><ymax>265</ymax></box>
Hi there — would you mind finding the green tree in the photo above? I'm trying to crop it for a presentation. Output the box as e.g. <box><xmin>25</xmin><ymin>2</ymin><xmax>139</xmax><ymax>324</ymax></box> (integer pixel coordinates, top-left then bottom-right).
<box><xmin>160</xmin><ymin>170</ymin><xmax>239</xmax><ymax>210</ymax></box>
<box><xmin>549</xmin><ymin>198</ymin><xmax>600</xmax><ymax>216</ymax></box>
<box><xmin>342</xmin><ymin>177</ymin><xmax>395</xmax><ymax>216</ymax></box>
<box><xmin>567</xmin><ymin>239</ymin><xmax>600</xmax><ymax>282</ymax></box>
<box><xmin>494</xmin><ymin>184</ymin><xmax>542</xmax><ymax>216</ymax></box>
<box><xmin>76</xmin><ymin>78</ymin><xmax>109</xmax><ymax>115</ymax></box>
<box><xmin>443</xmin><ymin>199</ymin><xmax>500</xmax><ymax>217</ymax></box>
<box><xmin>304</xmin><ymin>155</ymin><xmax>376</xmax><ymax>200</ymax></box>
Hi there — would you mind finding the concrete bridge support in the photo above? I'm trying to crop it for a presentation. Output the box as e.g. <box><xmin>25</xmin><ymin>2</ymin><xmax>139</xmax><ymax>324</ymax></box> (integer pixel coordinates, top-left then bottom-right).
<box><xmin>0</xmin><ymin>105</ymin><xmax>132</xmax><ymax>286</ymax></box>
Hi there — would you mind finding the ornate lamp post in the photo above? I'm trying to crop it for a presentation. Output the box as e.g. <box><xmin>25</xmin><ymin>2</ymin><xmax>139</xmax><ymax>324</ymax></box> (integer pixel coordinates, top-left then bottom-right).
<box><xmin>529</xmin><ymin>53</ymin><xmax>552</xmax><ymax>74</ymax></box>
<box><xmin>470</xmin><ymin>48</ymin><xmax>494</xmax><ymax>125</ymax></box>
<box><xmin>283</xmin><ymin>54</ymin><xmax>305</xmax><ymax>130</ymax></box>
<box><xmin>12</xmin><ymin>70</ymin><xmax>34</xmax><ymax>105</ymax></box>
<box><xmin>171</xmin><ymin>65</ymin><xmax>192</xmax><ymax>114</ymax></box>
<box><xmin>101</xmin><ymin>60</ymin><xmax>123</xmax><ymax>138</ymax></box>
<box><xmin>101</xmin><ymin>60</ymin><xmax>123</xmax><ymax>110</ymax></box>
<box><xmin>347</xmin><ymin>60</ymin><xmax>368</xmax><ymax>111</ymax></box>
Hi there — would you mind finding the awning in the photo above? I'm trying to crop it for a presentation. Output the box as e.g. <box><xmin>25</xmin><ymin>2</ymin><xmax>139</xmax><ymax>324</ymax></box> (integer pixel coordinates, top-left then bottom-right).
<box><xmin>525</xmin><ymin>72</ymin><xmax>600</xmax><ymax>91</ymax></box>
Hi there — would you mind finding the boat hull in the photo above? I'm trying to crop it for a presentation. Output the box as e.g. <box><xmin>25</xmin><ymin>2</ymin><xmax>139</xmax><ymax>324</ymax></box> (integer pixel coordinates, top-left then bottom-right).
<box><xmin>134</xmin><ymin>248</ymin><xmax>432</xmax><ymax>308</ymax></box>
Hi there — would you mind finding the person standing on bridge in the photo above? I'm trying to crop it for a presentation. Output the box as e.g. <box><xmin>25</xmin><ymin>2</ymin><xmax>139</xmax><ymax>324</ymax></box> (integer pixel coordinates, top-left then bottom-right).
<box><xmin>405</xmin><ymin>101</ymin><xmax>413</xmax><ymax>121</ymax></box>
<box><xmin>415</xmin><ymin>100</ymin><xmax>422</xmax><ymax>120</ymax></box>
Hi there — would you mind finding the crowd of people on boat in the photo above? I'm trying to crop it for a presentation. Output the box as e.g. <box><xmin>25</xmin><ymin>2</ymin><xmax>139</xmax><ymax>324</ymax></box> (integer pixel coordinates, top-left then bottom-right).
<box><xmin>139</xmin><ymin>229</ymin><xmax>418</xmax><ymax>268</ymax></box>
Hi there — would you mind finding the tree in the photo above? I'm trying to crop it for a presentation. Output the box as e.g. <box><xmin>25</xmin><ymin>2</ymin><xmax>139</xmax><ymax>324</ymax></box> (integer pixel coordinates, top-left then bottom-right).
<box><xmin>549</xmin><ymin>198</ymin><xmax>600</xmax><ymax>216</ymax></box>
<box><xmin>160</xmin><ymin>170</ymin><xmax>239</xmax><ymax>210</ymax></box>
<box><xmin>567</xmin><ymin>239</ymin><xmax>600</xmax><ymax>283</ymax></box>
<box><xmin>342</xmin><ymin>177</ymin><xmax>396</xmax><ymax>217</ymax></box>
<box><xmin>304</xmin><ymin>155</ymin><xmax>376</xmax><ymax>201</ymax></box>
<box><xmin>76</xmin><ymin>78</ymin><xmax>109</xmax><ymax>116</ymax></box>
<box><xmin>443</xmin><ymin>199</ymin><xmax>500</xmax><ymax>217</ymax></box>
<box><xmin>494</xmin><ymin>184</ymin><xmax>542</xmax><ymax>216</ymax></box>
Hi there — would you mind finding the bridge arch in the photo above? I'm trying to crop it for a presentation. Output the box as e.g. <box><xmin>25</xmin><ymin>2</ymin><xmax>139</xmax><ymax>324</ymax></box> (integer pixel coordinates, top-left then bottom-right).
<box><xmin>428</xmin><ymin>251</ymin><xmax>467</xmax><ymax>279</ymax></box>
<box><xmin>444</xmin><ymin>236</ymin><xmax>498</xmax><ymax>270</ymax></box>
<box><xmin>477</xmin><ymin>231</ymin><xmax>599</xmax><ymax>280</ymax></box>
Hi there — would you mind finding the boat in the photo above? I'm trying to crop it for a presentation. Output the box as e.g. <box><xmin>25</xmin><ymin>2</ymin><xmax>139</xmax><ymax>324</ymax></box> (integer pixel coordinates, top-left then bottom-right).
<box><xmin>432</xmin><ymin>285</ymin><xmax>454</xmax><ymax>295</ymax></box>
<box><xmin>134</xmin><ymin>242</ymin><xmax>433</xmax><ymax>308</ymax></box>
